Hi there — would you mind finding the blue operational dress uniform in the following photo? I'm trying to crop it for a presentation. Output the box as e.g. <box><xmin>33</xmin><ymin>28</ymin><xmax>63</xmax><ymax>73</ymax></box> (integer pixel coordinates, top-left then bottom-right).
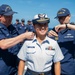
<box><xmin>13</xmin><ymin>23</ymin><xmax>26</xmax><ymax>34</ymax></box>
<box><xmin>0</xmin><ymin>23</ymin><xmax>21</xmax><ymax>75</ymax></box>
<box><xmin>18</xmin><ymin>36</ymin><xmax>64</xmax><ymax>75</ymax></box>
<box><xmin>52</xmin><ymin>28</ymin><xmax>75</xmax><ymax>75</ymax></box>
<box><xmin>25</xmin><ymin>24</ymin><xmax>35</xmax><ymax>32</ymax></box>
<box><xmin>13</xmin><ymin>23</ymin><xmax>35</xmax><ymax>35</ymax></box>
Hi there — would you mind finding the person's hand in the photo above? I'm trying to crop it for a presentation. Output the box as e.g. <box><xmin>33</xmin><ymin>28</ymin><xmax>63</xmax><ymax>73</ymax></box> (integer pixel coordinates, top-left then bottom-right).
<box><xmin>48</xmin><ymin>30</ymin><xmax>58</xmax><ymax>37</ymax></box>
<box><xmin>55</xmin><ymin>24</ymin><xmax>66</xmax><ymax>32</ymax></box>
<box><xmin>24</xmin><ymin>32</ymin><xmax>34</xmax><ymax>39</ymax></box>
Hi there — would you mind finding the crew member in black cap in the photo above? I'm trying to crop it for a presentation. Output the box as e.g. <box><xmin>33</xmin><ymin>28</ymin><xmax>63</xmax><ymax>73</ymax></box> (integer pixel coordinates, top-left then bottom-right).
<box><xmin>21</xmin><ymin>19</ymin><xmax>25</xmax><ymax>26</ymax></box>
<box><xmin>25</xmin><ymin>20</ymin><xmax>35</xmax><ymax>32</ymax></box>
<box><xmin>18</xmin><ymin>13</ymin><xmax>64</xmax><ymax>75</ymax></box>
<box><xmin>27</xmin><ymin>20</ymin><xmax>32</xmax><ymax>25</ymax></box>
<box><xmin>48</xmin><ymin>8</ymin><xmax>75</xmax><ymax>75</ymax></box>
<box><xmin>16</xmin><ymin>19</ymin><xmax>20</xmax><ymax>24</ymax></box>
<box><xmin>13</xmin><ymin>19</ymin><xmax>20</xmax><ymax>28</ymax></box>
<box><xmin>0</xmin><ymin>4</ymin><xmax>34</xmax><ymax>75</ymax></box>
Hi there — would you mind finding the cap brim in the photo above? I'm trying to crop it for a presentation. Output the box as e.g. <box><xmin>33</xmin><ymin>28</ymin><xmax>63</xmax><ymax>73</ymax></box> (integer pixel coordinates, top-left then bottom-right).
<box><xmin>4</xmin><ymin>11</ymin><xmax>17</xmax><ymax>16</ymax></box>
<box><xmin>32</xmin><ymin>18</ymin><xmax>50</xmax><ymax>24</ymax></box>
<box><xmin>54</xmin><ymin>14</ymin><xmax>70</xmax><ymax>19</ymax></box>
<box><xmin>36</xmin><ymin>18</ymin><xmax>50</xmax><ymax>24</ymax></box>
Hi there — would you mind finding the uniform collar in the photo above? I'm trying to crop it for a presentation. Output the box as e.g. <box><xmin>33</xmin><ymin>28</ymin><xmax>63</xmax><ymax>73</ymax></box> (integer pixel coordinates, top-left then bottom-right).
<box><xmin>32</xmin><ymin>36</ymin><xmax>50</xmax><ymax>44</ymax></box>
<box><xmin>60</xmin><ymin>28</ymin><xmax>69</xmax><ymax>34</ymax></box>
<box><xmin>0</xmin><ymin>23</ymin><xmax>13</xmax><ymax>29</ymax></box>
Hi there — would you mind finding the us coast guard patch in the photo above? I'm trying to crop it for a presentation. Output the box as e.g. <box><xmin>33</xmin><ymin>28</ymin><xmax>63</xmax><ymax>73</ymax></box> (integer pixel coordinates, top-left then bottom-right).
<box><xmin>45</xmin><ymin>46</ymin><xmax>55</xmax><ymax>50</ymax></box>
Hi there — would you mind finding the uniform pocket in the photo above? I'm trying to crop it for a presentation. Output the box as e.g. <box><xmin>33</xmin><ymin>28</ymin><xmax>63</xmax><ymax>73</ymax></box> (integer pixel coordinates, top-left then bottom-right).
<box><xmin>45</xmin><ymin>50</ymin><xmax>55</xmax><ymax>56</ymax></box>
<box><xmin>26</xmin><ymin>49</ymin><xmax>36</xmax><ymax>54</ymax></box>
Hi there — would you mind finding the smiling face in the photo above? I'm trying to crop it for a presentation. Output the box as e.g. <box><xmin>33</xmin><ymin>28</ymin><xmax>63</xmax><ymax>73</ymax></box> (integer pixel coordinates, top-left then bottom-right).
<box><xmin>34</xmin><ymin>23</ymin><xmax>48</xmax><ymax>37</ymax></box>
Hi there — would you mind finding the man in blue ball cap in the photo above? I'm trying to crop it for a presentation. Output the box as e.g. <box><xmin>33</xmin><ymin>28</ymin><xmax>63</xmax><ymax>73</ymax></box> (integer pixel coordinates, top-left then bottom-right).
<box><xmin>48</xmin><ymin>8</ymin><xmax>75</xmax><ymax>75</ymax></box>
<box><xmin>55</xmin><ymin>8</ymin><xmax>70</xmax><ymax>18</ymax></box>
<box><xmin>0</xmin><ymin>4</ymin><xmax>17</xmax><ymax>16</ymax></box>
<box><xmin>0</xmin><ymin>4</ymin><xmax>34</xmax><ymax>75</ymax></box>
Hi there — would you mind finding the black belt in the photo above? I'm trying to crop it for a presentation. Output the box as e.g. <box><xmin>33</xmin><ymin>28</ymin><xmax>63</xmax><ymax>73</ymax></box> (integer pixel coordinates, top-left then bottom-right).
<box><xmin>26</xmin><ymin>68</ymin><xmax>51</xmax><ymax>75</ymax></box>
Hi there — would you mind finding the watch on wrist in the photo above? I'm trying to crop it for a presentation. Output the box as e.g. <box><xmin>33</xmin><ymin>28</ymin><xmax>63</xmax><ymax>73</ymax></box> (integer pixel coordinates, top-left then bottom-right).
<box><xmin>66</xmin><ymin>24</ymin><xmax>68</xmax><ymax>29</ymax></box>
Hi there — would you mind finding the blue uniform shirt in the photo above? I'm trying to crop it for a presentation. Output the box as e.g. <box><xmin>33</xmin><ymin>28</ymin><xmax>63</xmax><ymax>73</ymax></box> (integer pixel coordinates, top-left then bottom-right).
<box><xmin>13</xmin><ymin>23</ymin><xmax>26</xmax><ymax>34</ymax></box>
<box><xmin>25</xmin><ymin>24</ymin><xmax>35</xmax><ymax>33</ymax></box>
<box><xmin>0</xmin><ymin>23</ymin><xmax>21</xmax><ymax>75</ymax></box>
<box><xmin>13</xmin><ymin>24</ymin><xmax>35</xmax><ymax>35</ymax></box>
<box><xmin>52</xmin><ymin>28</ymin><xmax>75</xmax><ymax>75</ymax></box>
<box><xmin>18</xmin><ymin>36</ymin><xmax>64</xmax><ymax>72</ymax></box>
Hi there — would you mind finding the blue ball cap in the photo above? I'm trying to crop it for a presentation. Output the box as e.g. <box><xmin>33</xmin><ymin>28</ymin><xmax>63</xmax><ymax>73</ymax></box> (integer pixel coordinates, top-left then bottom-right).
<box><xmin>55</xmin><ymin>8</ymin><xmax>70</xmax><ymax>18</ymax></box>
<box><xmin>0</xmin><ymin>4</ymin><xmax>17</xmax><ymax>16</ymax></box>
<box><xmin>16</xmin><ymin>19</ymin><xmax>19</xmax><ymax>21</ymax></box>
<box><xmin>32</xmin><ymin>13</ymin><xmax>50</xmax><ymax>24</ymax></box>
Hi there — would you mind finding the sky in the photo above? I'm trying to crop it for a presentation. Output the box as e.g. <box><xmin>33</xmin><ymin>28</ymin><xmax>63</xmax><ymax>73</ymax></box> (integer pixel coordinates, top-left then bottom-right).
<box><xmin>0</xmin><ymin>0</ymin><xmax>75</xmax><ymax>28</ymax></box>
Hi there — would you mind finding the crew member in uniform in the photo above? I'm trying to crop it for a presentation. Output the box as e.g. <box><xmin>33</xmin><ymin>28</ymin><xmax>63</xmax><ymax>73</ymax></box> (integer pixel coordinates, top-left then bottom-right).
<box><xmin>15</xmin><ymin>19</ymin><xmax>35</xmax><ymax>35</ymax></box>
<box><xmin>25</xmin><ymin>20</ymin><xmax>35</xmax><ymax>32</ymax></box>
<box><xmin>48</xmin><ymin>8</ymin><xmax>75</xmax><ymax>75</ymax></box>
<box><xmin>0</xmin><ymin>4</ymin><xmax>34</xmax><ymax>75</ymax></box>
<box><xmin>17</xmin><ymin>14</ymin><xmax>64</xmax><ymax>75</ymax></box>
<box><xmin>13</xmin><ymin>19</ymin><xmax>20</xmax><ymax>29</ymax></box>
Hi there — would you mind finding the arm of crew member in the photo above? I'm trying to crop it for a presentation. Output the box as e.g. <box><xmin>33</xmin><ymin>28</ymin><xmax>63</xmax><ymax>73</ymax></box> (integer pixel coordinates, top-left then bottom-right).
<box><xmin>67</xmin><ymin>24</ymin><xmax>75</xmax><ymax>30</ymax></box>
<box><xmin>18</xmin><ymin>59</ymin><xmax>25</xmax><ymax>75</ymax></box>
<box><xmin>0</xmin><ymin>32</ymin><xmax>34</xmax><ymax>49</ymax></box>
<box><xmin>55</xmin><ymin>24</ymin><xmax>75</xmax><ymax>32</ymax></box>
<box><xmin>54</xmin><ymin>62</ymin><xmax>61</xmax><ymax>75</ymax></box>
